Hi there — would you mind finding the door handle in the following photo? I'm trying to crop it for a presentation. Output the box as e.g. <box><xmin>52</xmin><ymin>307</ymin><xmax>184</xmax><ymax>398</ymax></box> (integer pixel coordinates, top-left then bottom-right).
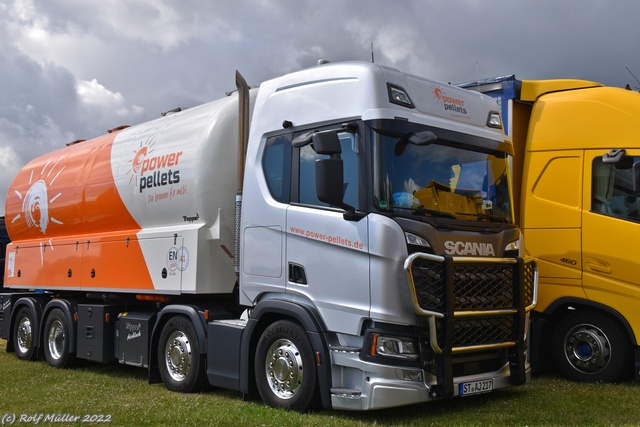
<box><xmin>585</xmin><ymin>258</ymin><xmax>612</xmax><ymax>274</ymax></box>
<box><xmin>288</xmin><ymin>263</ymin><xmax>307</xmax><ymax>285</ymax></box>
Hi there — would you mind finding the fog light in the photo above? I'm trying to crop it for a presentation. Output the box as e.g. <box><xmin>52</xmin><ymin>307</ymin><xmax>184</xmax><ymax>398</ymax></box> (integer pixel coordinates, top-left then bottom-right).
<box><xmin>396</xmin><ymin>369</ymin><xmax>423</xmax><ymax>382</ymax></box>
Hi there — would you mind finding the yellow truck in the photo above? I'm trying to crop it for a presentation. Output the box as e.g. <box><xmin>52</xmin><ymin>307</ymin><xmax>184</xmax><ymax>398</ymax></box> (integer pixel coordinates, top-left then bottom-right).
<box><xmin>460</xmin><ymin>75</ymin><xmax>640</xmax><ymax>382</ymax></box>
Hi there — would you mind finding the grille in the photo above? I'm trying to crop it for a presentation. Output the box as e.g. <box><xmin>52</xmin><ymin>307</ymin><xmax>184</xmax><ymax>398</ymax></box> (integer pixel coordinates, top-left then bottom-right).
<box><xmin>411</xmin><ymin>258</ymin><xmax>535</xmax><ymax>313</ymax></box>
<box><xmin>408</xmin><ymin>255</ymin><xmax>536</xmax><ymax>350</ymax></box>
<box><xmin>446</xmin><ymin>316</ymin><xmax>516</xmax><ymax>347</ymax></box>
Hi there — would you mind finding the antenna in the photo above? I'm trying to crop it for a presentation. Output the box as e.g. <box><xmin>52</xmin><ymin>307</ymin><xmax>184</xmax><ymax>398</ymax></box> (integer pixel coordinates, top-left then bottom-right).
<box><xmin>625</xmin><ymin>66</ymin><xmax>640</xmax><ymax>88</ymax></box>
<box><xmin>371</xmin><ymin>42</ymin><xmax>375</xmax><ymax>63</ymax></box>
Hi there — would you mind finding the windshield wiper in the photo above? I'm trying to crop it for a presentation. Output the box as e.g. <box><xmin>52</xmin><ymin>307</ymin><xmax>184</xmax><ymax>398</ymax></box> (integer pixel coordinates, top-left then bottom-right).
<box><xmin>455</xmin><ymin>212</ymin><xmax>509</xmax><ymax>223</ymax></box>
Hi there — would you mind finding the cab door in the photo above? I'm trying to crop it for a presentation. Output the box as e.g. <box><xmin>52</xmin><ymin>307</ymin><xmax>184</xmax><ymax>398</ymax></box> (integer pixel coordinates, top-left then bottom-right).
<box><xmin>285</xmin><ymin>130</ymin><xmax>370</xmax><ymax>336</ymax></box>
<box><xmin>582</xmin><ymin>150</ymin><xmax>640</xmax><ymax>328</ymax></box>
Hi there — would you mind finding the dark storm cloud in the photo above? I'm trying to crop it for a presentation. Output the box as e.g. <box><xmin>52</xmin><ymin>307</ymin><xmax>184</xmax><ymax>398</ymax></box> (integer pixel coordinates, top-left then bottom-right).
<box><xmin>2</xmin><ymin>0</ymin><xmax>640</xmax><ymax>214</ymax></box>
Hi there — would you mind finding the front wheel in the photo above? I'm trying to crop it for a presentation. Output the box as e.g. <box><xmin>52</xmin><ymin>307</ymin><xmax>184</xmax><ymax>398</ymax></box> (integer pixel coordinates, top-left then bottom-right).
<box><xmin>157</xmin><ymin>316</ymin><xmax>205</xmax><ymax>393</ymax></box>
<box><xmin>43</xmin><ymin>308</ymin><xmax>75</xmax><ymax>368</ymax></box>
<box><xmin>254</xmin><ymin>320</ymin><xmax>319</xmax><ymax>411</ymax></box>
<box><xmin>552</xmin><ymin>312</ymin><xmax>631</xmax><ymax>382</ymax></box>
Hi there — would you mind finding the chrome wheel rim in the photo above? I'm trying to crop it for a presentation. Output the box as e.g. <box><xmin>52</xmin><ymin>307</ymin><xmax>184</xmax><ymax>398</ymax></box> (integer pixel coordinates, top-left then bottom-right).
<box><xmin>164</xmin><ymin>331</ymin><xmax>192</xmax><ymax>382</ymax></box>
<box><xmin>16</xmin><ymin>316</ymin><xmax>33</xmax><ymax>354</ymax></box>
<box><xmin>563</xmin><ymin>323</ymin><xmax>611</xmax><ymax>374</ymax></box>
<box><xmin>47</xmin><ymin>320</ymin><xmax>65</xmax><ymax>360</ymax></box>
<box><xmin>264</xmin><ymin>338</ymin><xmax>304</xmax><ymax>399</ymax></box>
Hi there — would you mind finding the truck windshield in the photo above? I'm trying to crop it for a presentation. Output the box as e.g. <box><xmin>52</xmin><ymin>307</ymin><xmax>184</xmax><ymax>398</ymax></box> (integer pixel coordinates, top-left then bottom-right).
<box><xmin>371</xmin><ymin>129</ymin><xmax>513</xmax><ymax>224</ymax></box>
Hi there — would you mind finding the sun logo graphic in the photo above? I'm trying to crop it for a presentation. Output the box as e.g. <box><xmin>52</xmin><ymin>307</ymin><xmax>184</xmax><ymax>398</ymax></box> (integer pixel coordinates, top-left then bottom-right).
<box><xmin>126</xmin><ymin>137</ymin><xmax>156</xmax><ymax>186</ymax></box>
<box><xmin>432</xmin><ymin>84</ymin><xmax>468</xmax><ymax>115</ymax></box>
<box><xmin>433</xmin><ymin>85</ymin><xmax>444</xmax><ymax>105</ymax></box>
<box><xmin>11</xmin><ymin>153</ymin><xmax>66</xmax><ymax>235</ymax></box>
<box><xmin>132</xmin><ymin>146</ymin><xmax>148</xmax><ymax>174</ymax></box>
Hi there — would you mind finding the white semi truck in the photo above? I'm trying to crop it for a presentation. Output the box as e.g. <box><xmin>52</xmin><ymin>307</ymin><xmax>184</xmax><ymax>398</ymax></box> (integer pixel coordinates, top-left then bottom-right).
<box><xmin>1</xmin><ymin>61</ymin><xmax>537</xmax><ymax>411</ymax></box>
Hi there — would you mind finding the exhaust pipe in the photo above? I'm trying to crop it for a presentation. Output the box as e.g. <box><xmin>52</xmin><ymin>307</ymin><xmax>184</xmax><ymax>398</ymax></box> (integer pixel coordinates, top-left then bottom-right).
<box><xmin>234</xmin><ymin>71</ymin><xmax>250</xmax><ymax>274</ymax></box>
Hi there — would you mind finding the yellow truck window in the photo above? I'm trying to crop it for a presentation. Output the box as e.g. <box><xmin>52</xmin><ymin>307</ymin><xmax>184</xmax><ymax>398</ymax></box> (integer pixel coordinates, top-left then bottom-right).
<box><xmin>591</xmin><ymin>157</ymin><xmax>640</xmax><ymax>221</ymax></box>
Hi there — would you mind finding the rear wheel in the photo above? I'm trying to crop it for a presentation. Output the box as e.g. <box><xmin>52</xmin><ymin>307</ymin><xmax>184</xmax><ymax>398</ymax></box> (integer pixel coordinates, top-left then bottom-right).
<box><xmin>157</xmin><ymin>316</ymin><xmax>205</xmax><ymax>393</ymax></box>
<box><xmin>43</xmin><ymin>308</ymin><xmax>75</xmax><ymax>368</ymax></box>
<box><xmin>13</xmin><ymin>307</ymin><xmax>37</xmax><ymax>361</ymax></box>
<box><xmin>254</xmin><ymin>320</ymin><xmax>319</xmax><ymax>411</ymax></box>
<box><xmin>552</xmin><ymin>312</ymin><xmax>630</xmax><ymax>382</ymax></box>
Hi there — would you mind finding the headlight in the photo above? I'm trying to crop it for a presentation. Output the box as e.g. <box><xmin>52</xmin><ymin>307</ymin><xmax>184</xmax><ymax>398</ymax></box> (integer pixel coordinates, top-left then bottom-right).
<box><xmin>405</xmin><ymin>232</ymin><xmax>430</xmax><ymax>248</ymax></box>
<box><xmin>487</xmin><ymin>111</ymin><xmax>502</xmax><ymax>129</ymax></box>
<box><xmin>371</xmin><ymin>334</ymin><xmax>419</xmax><ymax>361</ymax></box>
<box><xmin>387</xmin><ymin>84</ymin><xmax>415</xmax><ymax>108</ymax></box>
<box><xmin>505</xmin><ymin>238</ymin><xmax>521</xmax><ymax>255</ymax></box>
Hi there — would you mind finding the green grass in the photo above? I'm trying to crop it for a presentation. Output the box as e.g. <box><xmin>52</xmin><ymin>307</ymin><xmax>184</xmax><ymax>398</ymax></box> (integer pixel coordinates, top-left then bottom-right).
<box><xmin>0</xmin><ymin>339</ymin><xmax>638</xmax><ymax>426</ymax></box>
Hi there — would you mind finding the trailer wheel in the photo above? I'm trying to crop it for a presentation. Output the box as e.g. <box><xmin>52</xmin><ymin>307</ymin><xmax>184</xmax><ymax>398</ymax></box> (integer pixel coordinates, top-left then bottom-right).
<box><xmin>255</xmin><ymin>320</ymin><xmax>319</xmax><ymax>411</ymax></box>
<box><xmin>13</xmin><ymin>307</ymin><xmax>37</xmax><ymax>361</ymax></box>
<box><xmin>158</xmin><ymin>316</ymin><xmax>205</xmax><ymax>393</ymax></box>
<box><xmin>43</xmin><ymin>308</ymin><xmax>75</xmax><ymax>368</ymax></box>
<box><xmin>552</xmin><ymin>312</ymin><xmax>631</xmax><ymax>382</ymax></box>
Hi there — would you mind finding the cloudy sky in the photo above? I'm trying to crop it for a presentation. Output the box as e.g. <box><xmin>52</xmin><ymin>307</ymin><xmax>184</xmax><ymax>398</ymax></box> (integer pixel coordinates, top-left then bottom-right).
<box><xmin>1</xmin><ymin>0</ymin><xmax>639</xmax><ymax>215</ymax></box>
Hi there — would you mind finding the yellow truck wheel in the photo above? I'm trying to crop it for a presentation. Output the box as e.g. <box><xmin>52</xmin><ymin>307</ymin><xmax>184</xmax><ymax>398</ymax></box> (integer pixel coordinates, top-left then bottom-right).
<box><xmin>552</xmin><ymin>312</ymin><xmax>631</xmax><ymax>382</ymax></box>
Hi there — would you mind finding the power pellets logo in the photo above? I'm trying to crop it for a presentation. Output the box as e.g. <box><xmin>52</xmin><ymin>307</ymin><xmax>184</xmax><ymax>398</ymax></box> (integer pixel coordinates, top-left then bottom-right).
<box><xmin>126</xmin><ymin>137</ymin><xmax>182</xmax><ymax>193</ymax></box>
<box><xmin>433</xmin><ymin>85</ymin><xmax>467</xmax><ymax>115</ymax></box>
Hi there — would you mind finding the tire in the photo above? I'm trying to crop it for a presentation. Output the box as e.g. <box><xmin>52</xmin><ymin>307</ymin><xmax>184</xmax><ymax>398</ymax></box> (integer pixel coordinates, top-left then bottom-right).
<box><xmin>43</xmin><ymin>308</ymin><xmax>75</xmax><ymax>368</ymax></box>
<box><xmin>13</xmin><ymin>307</ymin><xmax>37</xmax><ymax>361</ymax></box>
<box><xmin>157</xmin><ymin>316</ymin><xmax>205</xmax><ymax>393</ymax></box>
<box><xmin>552</xmin><ymin>312</ymin><xmax>631</xmax><ymax>382</ymax></box>
<box><xmin>254</xmin><ymin>320</ymin><xmax>319</xmax><ymax>411</ymax></box>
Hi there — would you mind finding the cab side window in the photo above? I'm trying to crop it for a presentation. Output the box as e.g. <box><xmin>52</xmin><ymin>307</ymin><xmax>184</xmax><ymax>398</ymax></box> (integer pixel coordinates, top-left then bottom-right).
<box><xmin>592</xmin><ymin>156</ymin><xmax>640</xmax><ymax>220</ymax></box>
<box><xmin>262</xmin><ymin>135</ymin><xmax>291</xmax><ymax>203</ymax></box>
<box><xmin>298</xmin><ymin>132</ymin><xmax>359</xmax><ymax>210</ymax></box>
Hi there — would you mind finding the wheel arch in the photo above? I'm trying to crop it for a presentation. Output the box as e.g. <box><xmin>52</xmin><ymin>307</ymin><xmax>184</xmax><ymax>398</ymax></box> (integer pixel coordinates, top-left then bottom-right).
<box><xmin>541</xmin><ymin>297</ymin><xmax>636</xmax><ymax>346</ymax></box>
<box><xmin>239</xmin><ymin>298</ymin><xmax>332</xmax><ymax>410</ymax></box>
<box><xmin>148</xmin><ymin>305</ymin><xmax>207</xmax><ymax>384</ymax></box>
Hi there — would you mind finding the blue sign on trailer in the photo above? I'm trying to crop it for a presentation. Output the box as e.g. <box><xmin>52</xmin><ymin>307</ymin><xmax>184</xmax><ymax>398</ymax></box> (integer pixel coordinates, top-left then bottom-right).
<box><xmin>457</xmin><ymin>75</ymin><xmax>521</xmax><ymax>136</ymax></box>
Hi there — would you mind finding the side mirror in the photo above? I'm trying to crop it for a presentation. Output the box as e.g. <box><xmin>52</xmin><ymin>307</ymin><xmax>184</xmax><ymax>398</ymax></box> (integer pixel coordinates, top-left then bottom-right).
<box><xmin>602</xmin><ymin>148</ymin><xmax>626</xmax><ymax>164</ymax></box>
<box><xmin>315</xmin><ymin>158</ymin><xmax>363</xmax><ymax>221</ymax></box>
<box><xmin>296</xmin><ymin>129</ymin><xmax>364</xmax><ymax>220</ymax></box>
<box><xmin>312</xmin><ymin>132</ymin><xmax>342</xmax><ymax>155</ymax></box>
<box><xmin>292</xmin><ymin>130</ymin><xmax>342</xmax><ymax>154</ymax></box>
<box><xmin>633</xmin><ymin>162</ymin><xmax>640</xmax><ymax>193</ymax></box>
<box><xmin>395</xmin><ymin>130</ymin><xmax>437</xmax><ymax>156</ymax></box>
<box><xmin>316</xmin><ymin>158</ymin><xmax>348</xmax><ymax>209</ymax></box>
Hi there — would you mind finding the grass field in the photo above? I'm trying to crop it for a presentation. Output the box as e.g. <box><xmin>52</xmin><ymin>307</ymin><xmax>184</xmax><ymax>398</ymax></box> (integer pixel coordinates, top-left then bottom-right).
<box><xmin>0</xmin><ymin>339</ymin><xmax>638</xmax><ymax>426</ymax></box>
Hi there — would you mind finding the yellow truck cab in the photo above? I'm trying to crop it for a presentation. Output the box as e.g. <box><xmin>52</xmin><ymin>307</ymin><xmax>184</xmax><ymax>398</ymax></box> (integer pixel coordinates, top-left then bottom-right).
<box><xmin>460</xmin><ymin>76</ymin><xmax>640</xmax><ymax>382</ymax></box>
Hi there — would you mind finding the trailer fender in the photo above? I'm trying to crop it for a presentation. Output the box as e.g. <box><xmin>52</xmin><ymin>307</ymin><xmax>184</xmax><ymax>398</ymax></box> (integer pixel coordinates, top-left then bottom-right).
<box><xmin>148</xmin><ymin>305</ymin><xmax>207</xmax><ymax>384</ymax></box>
<box><xmin>41</xmin><ymin>299</ymin><xmax>78</xmax><ymax>355</ymax></box>
<box><xmin>239</xmin><ymin>299</ymin><xmax>332</xmax><ymax>409</ymax></box>
<box><xmin>7</xmin><ymin>295</ymin><xmax>49</xmax><ymax>354</ymax></box>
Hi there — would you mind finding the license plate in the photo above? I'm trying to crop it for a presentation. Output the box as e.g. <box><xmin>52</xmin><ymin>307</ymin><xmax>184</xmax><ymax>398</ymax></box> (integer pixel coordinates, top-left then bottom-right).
<box><xmin>459</xmin><ymin>379</ymin><xmax>494</xmax><ymax>396</ymax></box>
